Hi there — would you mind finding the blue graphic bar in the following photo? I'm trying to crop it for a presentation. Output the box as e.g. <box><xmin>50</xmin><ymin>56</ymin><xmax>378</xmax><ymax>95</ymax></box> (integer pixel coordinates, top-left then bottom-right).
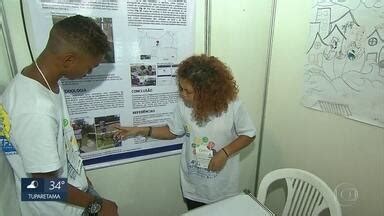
<box><xmin>83</xmin><ymin>143</ymin><xmax>183</xmax><ymax>166</ymax></box>
<box><xmin>21</xmin><ymin>178</ymin><xmax>67</xmax><ymax>201</ymax></box>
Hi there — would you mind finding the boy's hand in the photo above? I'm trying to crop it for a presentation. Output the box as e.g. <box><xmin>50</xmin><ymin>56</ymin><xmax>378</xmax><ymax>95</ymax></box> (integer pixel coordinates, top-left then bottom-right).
<box><xmin>101</xmin><ymin>198</ymin><xmax>118</xmax><ymax>216</ymax></box>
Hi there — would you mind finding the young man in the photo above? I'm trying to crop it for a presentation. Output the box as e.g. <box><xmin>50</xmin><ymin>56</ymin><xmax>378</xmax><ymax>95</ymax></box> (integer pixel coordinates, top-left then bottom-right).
<box><xmin>0</xmin><ymin>15</ymin><xmax>118</xmax><ymax>216</ymax></box>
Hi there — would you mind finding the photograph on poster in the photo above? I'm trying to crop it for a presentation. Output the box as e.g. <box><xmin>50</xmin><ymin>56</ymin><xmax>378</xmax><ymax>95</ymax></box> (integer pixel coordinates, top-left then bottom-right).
<box><xmin>71</xmin><ymin>118</ymin><xmax>96</xmax><ymax>153</ymax></box>
<box><xmin>72</xmin><ymin>115</ymin><xmax>121</xmax><ymax>153</ymax></box>
<box><xmin>52</xmin><ymin>15</ymin><xmax>115</xmax><ymax>63</ymax></box>
<box><xmin>94</xmin><ymin>115</ymin><xmax>122</xmax><ymax>150</ymax></box>
<box><xmin>131</xmin><ymin>64</ymin><xmax>157</xmax><ymax>87</ymax></box>
<box><xmin>157</xmin><ymin>63</ymin><xmax>177</xmax><ymax>86</ymax></box>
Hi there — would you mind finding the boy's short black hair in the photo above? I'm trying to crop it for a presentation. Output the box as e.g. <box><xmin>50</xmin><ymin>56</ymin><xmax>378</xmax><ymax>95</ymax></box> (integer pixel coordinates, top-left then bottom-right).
<box><xmin>49</xmin><ymin>15</ymin><xmax>109</xmax><ymax>56</ymax></box>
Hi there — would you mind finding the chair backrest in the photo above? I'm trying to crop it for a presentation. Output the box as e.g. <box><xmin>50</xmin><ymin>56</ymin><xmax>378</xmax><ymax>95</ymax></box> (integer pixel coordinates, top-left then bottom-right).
<box><xmin>257</xmin><ymin>168</ymin><xmax>342</xmax><ymax>216</ymax></box>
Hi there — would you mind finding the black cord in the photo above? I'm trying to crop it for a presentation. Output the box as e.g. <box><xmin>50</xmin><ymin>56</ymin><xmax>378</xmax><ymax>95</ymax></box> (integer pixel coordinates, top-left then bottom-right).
<box><xmin>19</xmin><ymin>0</ymin><xmax>35</xmax><ymax>62</ymax></box>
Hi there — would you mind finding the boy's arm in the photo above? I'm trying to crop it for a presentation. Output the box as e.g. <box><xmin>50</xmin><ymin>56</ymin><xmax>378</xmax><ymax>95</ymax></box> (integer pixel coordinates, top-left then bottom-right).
<box><xmin>31</xmin><ymin>172</ymin><xmax>118</xmax><ymax>215</ymax></box>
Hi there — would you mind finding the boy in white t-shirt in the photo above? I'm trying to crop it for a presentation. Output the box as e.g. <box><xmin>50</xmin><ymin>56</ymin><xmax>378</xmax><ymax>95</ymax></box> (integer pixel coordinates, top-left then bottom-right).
<box><xmin>114</xmin><ymin>54</ymin><xmax>256</xmax><ymax>210</ymax></box>
<box><xmin>0</xmin><ymin>15</ymin><xmax>118</xmax><ymax>216</ymax></box>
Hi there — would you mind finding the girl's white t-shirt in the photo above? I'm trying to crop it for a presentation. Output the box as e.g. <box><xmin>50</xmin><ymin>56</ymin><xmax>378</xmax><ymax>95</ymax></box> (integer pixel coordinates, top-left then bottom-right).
<box><xmin>168</xmin><ymin>99</ymin><xmax>256</xmax><ymax>203</ymax></box>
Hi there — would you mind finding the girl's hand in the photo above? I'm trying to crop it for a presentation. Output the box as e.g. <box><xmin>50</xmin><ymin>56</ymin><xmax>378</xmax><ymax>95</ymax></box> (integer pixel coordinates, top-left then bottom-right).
<box><xmin>208</xmin><ymin>149</ymin><xmax>228</xmax><ymax>171</ymax></box>
<box><xmin>113</xmin><ymin>126</ymin><xmax>143</xmax><ymax>140</ymax></box>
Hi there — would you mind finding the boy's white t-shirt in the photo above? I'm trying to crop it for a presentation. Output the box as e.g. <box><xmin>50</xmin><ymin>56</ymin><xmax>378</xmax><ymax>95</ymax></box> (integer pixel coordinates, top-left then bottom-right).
<box><xmin>1</xmin><ymin>73</ymin><xmax>88</xmax><ymax>216</ymax></box>
<box><xmin>168</xmin><ymin>99</ymin><xmax>256</xmax><ymax>203</ymax></box>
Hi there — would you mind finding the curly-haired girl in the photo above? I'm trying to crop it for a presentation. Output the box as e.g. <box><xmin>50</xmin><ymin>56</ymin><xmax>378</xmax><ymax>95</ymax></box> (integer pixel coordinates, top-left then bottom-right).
<box><xmin>114</xmin><ymin>54</ymin><xmax>256</xmax><ymax>210</ymax></box>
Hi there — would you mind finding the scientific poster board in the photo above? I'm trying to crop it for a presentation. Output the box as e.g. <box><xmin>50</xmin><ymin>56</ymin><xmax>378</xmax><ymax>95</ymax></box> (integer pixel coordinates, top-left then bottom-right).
<box><xmin>303</xmin><ymin>0</ymin><xmax>384</xmax><ymax>128</ymax></box>
<box><xmin>23</xmin><ymin>0</ymin><xmax>195</xmax><ymax>169</ymax></box>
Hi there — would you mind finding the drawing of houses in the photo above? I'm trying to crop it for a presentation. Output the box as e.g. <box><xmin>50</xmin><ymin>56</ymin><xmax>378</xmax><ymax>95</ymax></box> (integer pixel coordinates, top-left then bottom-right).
<box><xmin>307</xmin><ymin>33</ymin><xmax>328</xmax><ymax>66</ymax></box>
<box><xmin>366</xmin><ymin>29</ymin><xmax>384</xmax><ymax>63</ymax></box>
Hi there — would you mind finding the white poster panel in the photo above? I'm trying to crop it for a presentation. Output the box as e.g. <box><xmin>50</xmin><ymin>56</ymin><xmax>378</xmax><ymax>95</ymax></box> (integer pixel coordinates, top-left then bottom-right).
<box><xmin>303</xmin><ymin>0</ymin><xmax>384</xmax><ymax>128</ymax></box>
<box><xmin>24</xmin><ymin>0</ymin><xmax>195</xmax><ymax>169</ymax></box>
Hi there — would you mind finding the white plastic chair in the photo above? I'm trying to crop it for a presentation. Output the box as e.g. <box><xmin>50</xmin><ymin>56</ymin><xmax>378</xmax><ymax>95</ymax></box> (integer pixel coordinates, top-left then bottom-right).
<box><xmin>257</xmin><ymin>168</ymin><xmax>342</xmax><ymax>216</ymax></box>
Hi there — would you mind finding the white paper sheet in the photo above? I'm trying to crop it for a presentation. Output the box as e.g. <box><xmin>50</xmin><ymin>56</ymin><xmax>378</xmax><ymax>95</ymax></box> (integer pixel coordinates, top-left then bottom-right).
<box><xmin>303</xmin><ymin>0</ymin><xmax>384</xmax><ymax>128</ymax></box>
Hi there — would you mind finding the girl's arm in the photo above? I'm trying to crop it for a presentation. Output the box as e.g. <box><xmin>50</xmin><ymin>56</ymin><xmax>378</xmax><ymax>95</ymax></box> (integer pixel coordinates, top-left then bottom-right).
<box><xmin>114</xmin><ymin>125</ymin><xmax>177</xmax><ymax>140</ymax></box>
<box><xmin>222</xmin><ymin>135</ymin><xmax>255</xmax><ymax>157</ymax></box>
<box><xmin>208</xmin><ymin>135</ymin><xmax>255</xmax><ymax>172</ymax></box>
